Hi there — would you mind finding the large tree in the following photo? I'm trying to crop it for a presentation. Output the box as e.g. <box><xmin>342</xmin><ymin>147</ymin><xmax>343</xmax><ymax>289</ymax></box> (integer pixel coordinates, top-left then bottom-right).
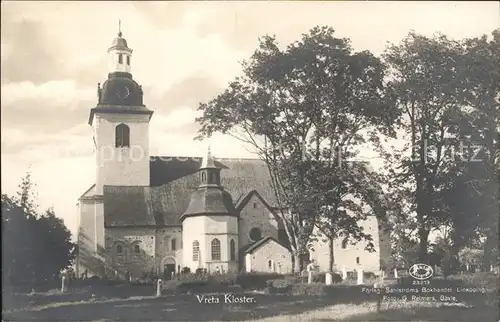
<box><xmin>2</xmin><ymin>173</ymin><xmax>76</xmax><ymax>290</ymax></box>
<box><xmin>382</xmin><ymin>32</ymin><xmax>471</xmax><ymax>261</ymax></box>
<box><xmin>458</xmin><ymin>30</ymin><xmax>500</xmax><ymax>268</ymax></box>
<box><xmin>196</xmin><ymin>26</ymin><xmax>395</xmax><ymax>272</ymax></box>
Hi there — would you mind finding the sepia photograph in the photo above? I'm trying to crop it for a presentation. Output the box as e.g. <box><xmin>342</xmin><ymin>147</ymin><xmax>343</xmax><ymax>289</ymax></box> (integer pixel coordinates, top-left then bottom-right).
<box><xmin>1</xmin><ymin>1</ymin><xmax>499</xmax><ymax>321</ymax></box>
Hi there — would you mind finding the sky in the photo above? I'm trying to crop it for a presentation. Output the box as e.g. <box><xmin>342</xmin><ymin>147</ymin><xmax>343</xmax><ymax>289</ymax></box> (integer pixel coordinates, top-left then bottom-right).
<box><xmin>1</xmin><ymin>1</ymin><xmax>499</xmax><ymax>239</ymax></box>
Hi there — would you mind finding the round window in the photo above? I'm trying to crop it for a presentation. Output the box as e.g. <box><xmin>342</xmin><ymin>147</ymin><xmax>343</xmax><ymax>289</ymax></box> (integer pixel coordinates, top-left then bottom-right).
<box><xmin>249</xmin><ymin>227</ymin><xmax>262</xmax><ymax>241</ymax></box>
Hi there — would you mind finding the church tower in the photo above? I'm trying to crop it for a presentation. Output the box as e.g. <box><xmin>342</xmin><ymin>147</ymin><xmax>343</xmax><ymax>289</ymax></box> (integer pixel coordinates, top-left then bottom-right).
<box><xmin>89</xmin><ymin>24</ymin><xmax>153</xmax><ymax>195</ymax></box>
<box><xmin>181</xmin><ymin>148</ymin><xmax>239</xmax><ymax>273</ymax></box>
<box><xmin>84</xmin><ymin>25</ymin><xmax>153</xmax><ymax>275</ymax></box>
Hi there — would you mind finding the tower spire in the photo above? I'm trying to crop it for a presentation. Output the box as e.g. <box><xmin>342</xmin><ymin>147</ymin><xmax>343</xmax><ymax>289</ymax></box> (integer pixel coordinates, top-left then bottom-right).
<box><xmin>201</xmin><ymin>145</ymin><xmax>216</xmax><ymax>169</ymax></box>
<box><xmin>118</xmin><ymin>19</ymin><xmax>122</xmax><ymax>37</ymax></box>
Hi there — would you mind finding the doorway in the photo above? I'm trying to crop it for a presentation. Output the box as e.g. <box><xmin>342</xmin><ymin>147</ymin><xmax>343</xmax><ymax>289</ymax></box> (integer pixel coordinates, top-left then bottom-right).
<box><xmin>163</xmin><ymin>264</ymin><xmax>175</xmax><ymax>280</ymax></box>
<box><xmin>161</xmin><ymin>257</ymin><xmax>176</xmax><ymax>280</ymax></box>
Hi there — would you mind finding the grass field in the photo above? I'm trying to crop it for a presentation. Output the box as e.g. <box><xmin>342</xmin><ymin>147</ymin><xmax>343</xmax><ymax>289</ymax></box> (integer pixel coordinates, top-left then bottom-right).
<box><xmin>3</xmin><ymin>285</ymin><xmax>498</xmax><ymax>322</ymax></box>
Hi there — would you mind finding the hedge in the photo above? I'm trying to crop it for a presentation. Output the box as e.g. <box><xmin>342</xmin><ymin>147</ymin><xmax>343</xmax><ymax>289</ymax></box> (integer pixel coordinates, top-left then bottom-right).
<box><xmin>264</xmin><ymin>279</ymin><xmax>327</xmax><ymax>296</ymax></box>
<box><xmin>161</xmin><ymin>272</ymin><xmax>285</xmax><ymax>293</ymax></box>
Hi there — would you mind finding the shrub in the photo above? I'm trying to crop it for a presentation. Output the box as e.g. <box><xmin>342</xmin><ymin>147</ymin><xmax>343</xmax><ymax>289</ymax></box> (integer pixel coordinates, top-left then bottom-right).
<box><xmin>208</xmin><ymin>273</ymin><xmax>237</xmax><ymax>285</ymax></box>
<box><xmin>363</xmin><ymin>272</ymin><xmax>377</xmax><ymax>280</ymax></box>
<box><xmin>236</xmin><ymin>272</ymin><xmax>284</xmax><ymax>290</ymax></box>
<box><xmin>331</xmin><ymin>273</ymin><xmax>343</xmax><ymax>283</ymax></box>
<box><xmin>178</xmin><ymin>273</ymin><xmax>209</xmax><ymax>282</ymax></box>
<box><xmin>291</xmin><ymin>283</ymin><xmax>327</xmax><ymax>296</ymax></box>
<box><xmin>181</xmin><ymin>267</ymin><xmax>191</xmax><ymax>274</ymax></box>
<box><xmin>312</xmin><ymin>273</ymin><xmax>325</xmax><ymax>283</ymax></box>
<box><xmin>265</xmin><ymin>280</ymin><xmax>327</xmax><ymax>296</ymax></box>
<box><xmin>161</xmin><ymin>272</ymin><xmax>285</xmax><ymax>293</ymax></box>
<box><xmin>269</xmin><ymin>279</ymin><xmax>293</xmax><ymax>289</ymax></box>
<box><xmin>162</xmin><ymin>280</ymin><xmax>182</xmax><ymax>292</ymax></box>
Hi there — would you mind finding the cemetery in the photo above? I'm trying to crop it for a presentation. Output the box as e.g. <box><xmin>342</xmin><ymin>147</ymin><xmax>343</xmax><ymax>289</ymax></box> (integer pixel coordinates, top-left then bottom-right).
<box><xmin>3</xmin><ymin>265</ymin><xmax>498</xmax><ymax>321</ymax></box>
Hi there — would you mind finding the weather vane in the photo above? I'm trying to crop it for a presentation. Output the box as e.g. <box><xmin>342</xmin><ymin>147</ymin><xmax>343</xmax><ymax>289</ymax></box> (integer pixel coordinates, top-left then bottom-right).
<box><xmin>118</xmin><ymin>19</ymin><xmax>122</xmax><ymax>37</ymax></box>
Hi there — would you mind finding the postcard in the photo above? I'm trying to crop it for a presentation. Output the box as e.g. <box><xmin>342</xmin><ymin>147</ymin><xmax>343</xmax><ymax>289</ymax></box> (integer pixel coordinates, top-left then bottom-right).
<box><xmin>2</xmin><ymin>1</ymin><xmax>499</xmax><ymax>321</ymax></box>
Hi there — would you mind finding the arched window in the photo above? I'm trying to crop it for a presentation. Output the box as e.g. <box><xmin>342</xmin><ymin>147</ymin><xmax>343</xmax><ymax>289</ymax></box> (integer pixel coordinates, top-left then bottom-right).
<box><xmin>118</xmin><ymin>54</ymin><xmax>123</xmax><ymax>64</ymax></box>
<box><xmin>210</xmin><ymin>172</ymin><xmax>217</xmax><ymax>184</ymax></box>
<box><xmin>201</xmin><ymin>172</ymin><xmax>206</xmax><ymax>183</ymax></box>
<box><xmin>117</xmin><ymin>245</ymin><xmax>123</xmax><ymax>254</ymax></box>
<box><xmin>356</xmin><ymin>257</ymin><xmax>360</xmax><ymax>264</ymax></box>
<box><xmin>171</xmin><ymin>238</ymin><xmax>176</xmax><ymax>251</ymax></box>
<box><xmin>230</xmin><ymin>239</ymin><xmax>236</xmax><ymax>261</ymax></box>
<box><xmin>211</xmin><ymin>238</ymin><xmax>221</xmax><ymax>260</ymax></box>
<box><xmin>115</xmin><ymin>124</ymin><xmax>130</xmax><ymax>147</ymax></box>
<box><xmin>268</xmin><ymin>260</ymin><xmax>272</xmax><ymax>269</ymax></box>
<box><xmin>126</xmin><ymin>55</ymin><xmax>130</xmax><ymax>65</ymax></box>
<box><xmin>192</xmin><ymin>241</ymin><xmax>199</xmax><ymax>261</ymax></box>
<box><xmin>134</xmin><ymin>245</ymin><xmax>140</xmax><ymax>253</ymax></box>
<box><xmin>341</xmin><ymin>239</ymin><xmax>348</xmax><ymax>249</ymax></box>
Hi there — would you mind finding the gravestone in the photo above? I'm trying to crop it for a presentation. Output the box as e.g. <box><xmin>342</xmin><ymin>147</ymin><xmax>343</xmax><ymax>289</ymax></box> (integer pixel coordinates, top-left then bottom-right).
<box><xmin>61</xmin><ymin>276</ymin><xmax>67</xmax><ymax>292</ymax></box>
<box><xmin>357</xmin><ymin>267</ymin><xmax>364</xmax><ymax>285</ymax></box>
<box><xmin>325</xmin><ymin>273</ymin><xmax>332</xmax><ymax>285</ymax></box>
<box><xmin>341</xmin><ymin>266</ymin><xmax>347</xmax><ymax>281</ymax></box>
<box><xmin>307</xmin><ymin>271</ymin><xmax>313</xmax><ymax>284</ymax></box>
<box><xmin>306</xmin><ymin>262</ymin><xmax>315</xmax><ymax>284</ymax></box>
<box><xmin>156</xmin><ymin>279</ymin><xmax>162</xmax><ymax>297</ymax></box>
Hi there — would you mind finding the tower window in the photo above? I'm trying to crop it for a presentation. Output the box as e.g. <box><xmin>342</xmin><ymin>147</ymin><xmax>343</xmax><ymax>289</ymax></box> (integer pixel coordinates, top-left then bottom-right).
<box><xmin>115</xmin><ymin>123</ymin><xmax>130</xmax><ymax>147</ymax></box>
<box><xmin>201</xmin><ymin>172</ymin><xmax>206</xmax><ymax>183</ymax></box>
<box><xmin>253</xmin><ymin>202</ymin><xmax>257</xmax><ymax>209</ymax></box>
<box><xmin>171</xmin><ymin>238</ymin><xmax>176</xmax><ymax>251</ymax></box>
<box><xmin>134</xmin><ymin>245</ymin><xmax>140</xmax><ymax>253</ymax></box>
<box><xmin>192</xmin><ymin>241</ymin><xmax>199</xmax><ymax>261</ymax></box>
<box><xmin>342</xmin><ymin>239</ymin><xmax>348</xmax><ymax>249</ymax></box>
<box><xmin>118</xmin><ymin>54</ymin><xmax>123</xmax><ymax>64</ymax></box>
<box><xmin>126</xmin><ymin>55</ymin><xmax>130</xmax><ymax>65</ymax></box>
<box><xmin>211</xmin><ymin>238</ymin><xmax>221</xmax><ymax>261</ymax></box>
<box><xmin>117</xmin><ymin>245</ymin><xmax>123</xmax><ymax>254</ymax></box>
<box><xmin>356</xmin><ymin>257</ymin><xmax>360</xmax><ymax>264</ymax></box>
<box><xmin>230</xmin><ymin>239</ymin><xmax>236</xmax><ymax>261</ymax></box>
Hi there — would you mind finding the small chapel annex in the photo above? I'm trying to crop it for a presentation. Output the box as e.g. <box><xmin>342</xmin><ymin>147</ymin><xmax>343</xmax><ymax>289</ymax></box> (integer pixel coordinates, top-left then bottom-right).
<box><xmin>76</xmin><ymin>27</ymin><xmax>390</xmax><ymax>281</ymax></box>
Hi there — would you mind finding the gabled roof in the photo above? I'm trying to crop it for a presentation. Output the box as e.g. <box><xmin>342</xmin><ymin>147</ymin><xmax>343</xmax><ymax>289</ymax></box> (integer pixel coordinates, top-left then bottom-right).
<box><xmin>103</xmin><ymin>156</ymin><xmax>278</xmax><ymax>227</ymax></box>
<box><xmin>103</xmin><ymin>186</ymin><xmax>156</xmax><ymax>227</ymax></box>
<box><xmin>240</xmin><ymin>236</ymin><xmax>289</xmax><ymax>255</ymax></box>
<box><xmin>235</xmin><ymin>190</ymin><xmax>277</xmax><ymax>212</ymax></box>
<box><xmin>79</xmin><ymin>184</ymin><xmax>96</xmax><ymax>200</ymax></box>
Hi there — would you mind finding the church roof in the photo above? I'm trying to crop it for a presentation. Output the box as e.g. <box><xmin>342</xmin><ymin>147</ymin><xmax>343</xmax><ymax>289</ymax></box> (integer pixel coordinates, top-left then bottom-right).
<box><xmin>200</xmin><ymin>148</ymin><xmax>217</xmax><ymax>169</ymax></box>
<box><xmin>103</xmin><ymin>156</ymin><xmax>277</xmax><ymax>227</ymax></box>
<box><xmin>109</xmin><ymin>35</ymin><xmax>129</xmax><ymax>51</ymax></box>
<box><xmin>89</xmin><ymin>72</ymin><xmax>152</xmax><ymax>125</ymax></box>
<box><xmin>181</xmin><ymin>187</ymin><xmax>237</xmax><ymax>221</ymax></box>
<box><xmin>240</xmin><ymin>236</ymin><xmax>288</xmax><ymax>255</ymax></box>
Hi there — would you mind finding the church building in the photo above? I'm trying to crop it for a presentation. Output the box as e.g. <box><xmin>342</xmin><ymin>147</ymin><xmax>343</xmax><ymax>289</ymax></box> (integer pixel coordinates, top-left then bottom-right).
<box><xmin>76</xmin><ymin>28</ymin><xmax>390</xmax><ymax>280</ymax></box>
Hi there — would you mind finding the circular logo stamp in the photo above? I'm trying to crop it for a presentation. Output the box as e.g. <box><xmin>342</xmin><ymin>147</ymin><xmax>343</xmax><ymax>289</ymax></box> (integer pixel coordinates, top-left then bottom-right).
<box><xmin>408</xmin><ymin>263</ymin><xmax>434</xmax><ymax>280</ymax></box>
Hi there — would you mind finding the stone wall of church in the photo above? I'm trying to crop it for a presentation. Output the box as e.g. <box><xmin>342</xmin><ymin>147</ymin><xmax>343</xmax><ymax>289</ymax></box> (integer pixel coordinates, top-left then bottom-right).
<box><xmin>182</xmin><ymin>216</ymin><xmax>206</xmax><ymax>272</ymax></box>
<box><xmin>105</xmin><ymin>227</ymin><xmax>156</xmax><ymax>279</ymax></box>
<box><xmin>182</xmin><ymin>216</ymin><xmax>239</xmax><ymax>273</ymax></box>
<box><xmin>309</xmin><ymin>216</ymin><xmax>383</xmax><ymax>273</ymax></box>
<box><xmin>77</xmin><ymin>200</ymin><xmax>97</xmax><ymax>277</ymax></box>
<box><xmin>245</xmin><ymin>240</ymin><xmax>293</xmax><ymax>274</ymax></box>
<box><xmin>238</xmin><ymin>193</ymin><xmax>279</xmax><ymax>248</ymax></box>
<box><xmin>155</xmin><ymin>226</ymin><xmax>183</xmax><ymax>275</ymax></box>
<box><xmin>93</xmin><ymin>113</ymin><xmax>150</xmax><ymax>195</ymax></box>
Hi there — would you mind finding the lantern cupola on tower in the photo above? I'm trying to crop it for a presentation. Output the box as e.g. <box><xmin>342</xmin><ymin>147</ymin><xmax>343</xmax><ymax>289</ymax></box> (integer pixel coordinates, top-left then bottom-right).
<box><xmin>89</xmin><ymin>20</ymin><xmax>152</xmax><ymax>124</ymax></box>
<box><xmin>108</xmin><ymin>20</ymin><xmax>133</xmax><ymax>74</ymax></box>
<box><xmin>180</xmin><ymin>147</ymin><xmax>237</xmax><ymax>221</ymax></box>
<box><xmin>199</xmin><ymin>146</ymin><xmax>221</xmax><ymax>187</ymax></box>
